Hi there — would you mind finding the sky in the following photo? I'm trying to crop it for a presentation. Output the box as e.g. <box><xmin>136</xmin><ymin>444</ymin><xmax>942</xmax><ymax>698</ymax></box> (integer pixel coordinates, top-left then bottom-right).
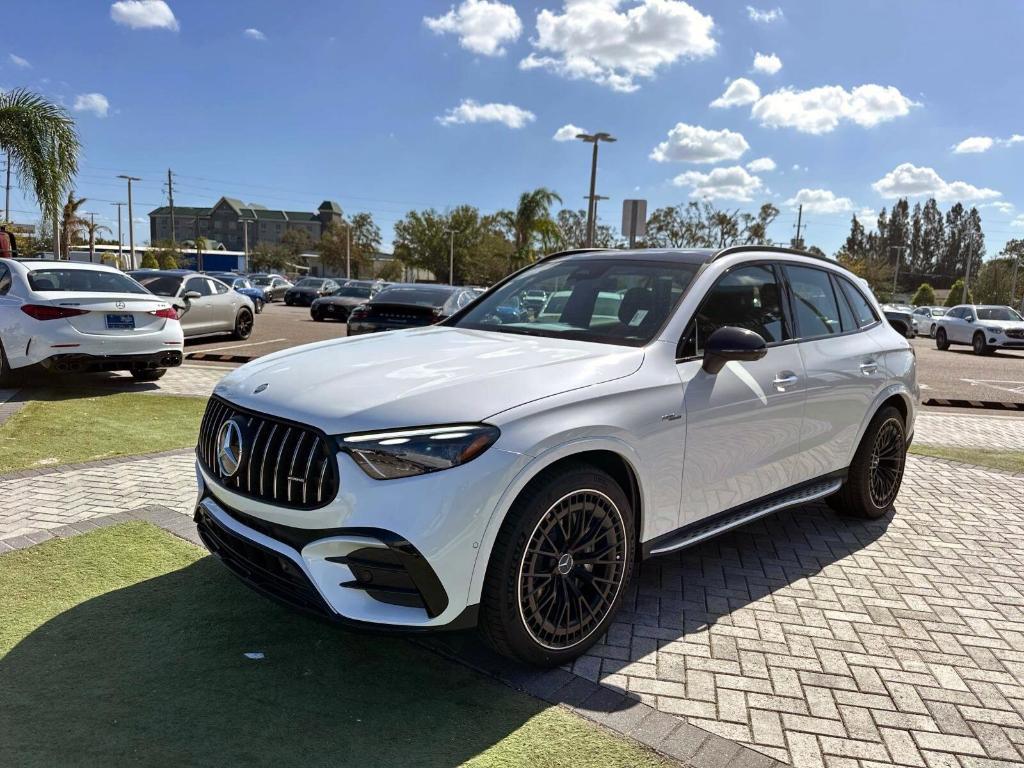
<box><xmin>4</xmin><ymin>0</ymin><xmax>1024</xmax><ymax>257</ymax></box>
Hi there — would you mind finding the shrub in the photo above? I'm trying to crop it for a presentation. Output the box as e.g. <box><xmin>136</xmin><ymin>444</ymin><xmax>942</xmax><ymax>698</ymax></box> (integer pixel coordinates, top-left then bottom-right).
<box><xmin>910</xmin><ymin>283</ymin><xmax>936</xmax><ymax>306</ymax></box>
<box><xmin>944</xmin><ymin>278</ymin><xmax>973</xmax><ymax>307</ymax></box>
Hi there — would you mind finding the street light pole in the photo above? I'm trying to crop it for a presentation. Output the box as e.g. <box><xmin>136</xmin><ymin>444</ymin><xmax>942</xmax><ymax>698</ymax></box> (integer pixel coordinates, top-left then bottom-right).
<box><xmin>575</xmin><ymin>132</ymin><xmax>616</xmax><ymax>247</ymax></box>
<box><xmin>346</xmin><ymin>223</ymin><xmax>351</xmax><ymax>279</ymax></box>
<box><xmin>240</xmin><ymin>219</ymin><xmax>253</xmax><ymax>272</ymax></box>
<box><xmin>112</xmin><ymin>202</ymin><xmax>124</xmax><ymax>269</ymax></box>
<box><xmin>444</xmin><ymin>228</ymin><xmax>456</xmax><ymax>284</ymax></box>
<box><xmin>117</xmin><ymin>175</ymin><xmax>141</xmax><ymax>269</ymax></box>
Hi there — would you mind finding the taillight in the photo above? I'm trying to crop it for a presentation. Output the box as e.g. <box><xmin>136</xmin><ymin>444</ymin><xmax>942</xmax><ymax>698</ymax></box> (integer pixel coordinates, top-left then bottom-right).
<box><xmin>349</xmin><ymin>304</ymin><xmax>369</xmax><ymax>320</ymax></box>
<box><xmin>20</xmin><ymin>304</ymin><xmax>90</xmax><ymax>321</ymax></box>
<box><xmin>151</xmin><ymin>307</ymin><xmax>178</xmax><ymax>320</ymax></box>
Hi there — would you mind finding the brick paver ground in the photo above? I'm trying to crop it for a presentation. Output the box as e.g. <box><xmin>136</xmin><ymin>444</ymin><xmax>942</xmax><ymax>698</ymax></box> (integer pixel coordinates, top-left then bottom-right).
<box><xmin>914</xmin><ymin>411</ymin><xmax>1024</xmax><ymax>451</ymax></box>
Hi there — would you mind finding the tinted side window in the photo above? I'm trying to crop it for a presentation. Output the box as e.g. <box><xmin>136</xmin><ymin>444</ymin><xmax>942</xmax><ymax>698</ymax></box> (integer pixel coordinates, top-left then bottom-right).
<box><xmin>830</xmin><ymin>275</ymin><xmax>857</xmax><ymax>332</ymax></box>
<box><xmin>679</xmin><ymin>264</ymin><xmax>789</xmax><ymax>358</ymax></box>
<box><xmin>962</xmin><ymin>308</ymin><xmax>975</xmax><ymax>321</ymax></box>
<box><xmin>837</xmin><ymin>277</ymin><xmax>878</xmax><ymax>328</ymax></box>
<box><xmin>0</xmin><ymin>264</ymin><xmax>10</xmax><ymax>295</ymax></box>
<box><xmin>946</xmin><ymin>307</ymin><xmax>961</xmax><ymax>320</ymax></box>
<box><xmin>212</xmin><ymin>279</ymin><xmax>228</xmax><ymax>295</ymax></box>
<box><xmin>785</xmin><ymin>266</ymin><xmax>841</xmax><ymax>337</ymax></box>
<box><xmin>185</xmin><ymin>276</ymin><xmax>213</xmax><ymax>297</ymax></box>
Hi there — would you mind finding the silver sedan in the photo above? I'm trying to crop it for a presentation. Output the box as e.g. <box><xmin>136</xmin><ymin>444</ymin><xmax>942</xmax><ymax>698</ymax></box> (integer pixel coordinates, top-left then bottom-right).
<box><xmin>130</xmin><ymin>270</ymin><xmax>255</xmax><ymax>339</ymax></box>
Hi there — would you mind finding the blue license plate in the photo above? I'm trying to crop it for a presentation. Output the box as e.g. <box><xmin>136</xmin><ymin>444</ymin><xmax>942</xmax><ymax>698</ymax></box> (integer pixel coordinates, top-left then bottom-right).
<box><xmin>105</xmin><ymin>313</ymin><xmax>135</xmax><ymax>330</ymax></box>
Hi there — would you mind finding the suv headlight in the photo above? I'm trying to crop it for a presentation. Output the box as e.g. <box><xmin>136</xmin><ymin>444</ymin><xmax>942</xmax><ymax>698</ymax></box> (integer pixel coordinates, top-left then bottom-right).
<box><xmin>338</xmin><ymin>424</ymin><xmax>500</xmax><ymax>480</ymax></box>
<box><xmin>985</xmin><ymin>326</ymin><xmax>1002</xmax><ymax>334</ymax></box>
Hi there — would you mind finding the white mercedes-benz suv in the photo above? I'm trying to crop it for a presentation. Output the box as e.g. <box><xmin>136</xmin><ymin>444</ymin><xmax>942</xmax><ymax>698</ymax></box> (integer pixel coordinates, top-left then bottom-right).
<box><xmin>195</xmin><ymin>247</ymin><xmax>917</xmax><ymax>666</ymax></box>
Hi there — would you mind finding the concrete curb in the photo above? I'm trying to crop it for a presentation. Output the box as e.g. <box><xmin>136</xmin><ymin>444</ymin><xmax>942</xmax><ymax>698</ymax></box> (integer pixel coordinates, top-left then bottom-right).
<box><xmin>0</xmin><ymin>447</ymin><xmax>194</xmax><ymax>482</ymax></box>
<box><xmin>186</xmin><ymin>352</ymin><xmax>255</xmax><ymax>364</ymax></box>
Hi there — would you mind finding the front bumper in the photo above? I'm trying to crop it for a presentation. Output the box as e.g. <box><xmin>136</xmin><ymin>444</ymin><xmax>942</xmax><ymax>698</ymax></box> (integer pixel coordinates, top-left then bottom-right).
<box><xmin>38</xmin><ymin>349</ymin><xmax>183</xmax><ymax>373</ymax></box>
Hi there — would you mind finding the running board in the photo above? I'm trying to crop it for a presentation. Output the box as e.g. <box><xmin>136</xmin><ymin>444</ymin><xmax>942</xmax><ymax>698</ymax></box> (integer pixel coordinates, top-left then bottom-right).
<box><xmin>645</xmin><ymin>478</ymin><xmax>843</xmax><ymax>558</ymax></box>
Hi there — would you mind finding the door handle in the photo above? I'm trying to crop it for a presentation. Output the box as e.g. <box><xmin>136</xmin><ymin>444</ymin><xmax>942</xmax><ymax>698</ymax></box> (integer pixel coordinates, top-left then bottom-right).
<box><xmin>773</xmin><ymin>373</ymin><xmax>799</xmax><ymax>390</ymax></box>
<box><xmin>859</xmin><ymin>361</ymin><xmax>878</xmax><ymax>375</ymax></box>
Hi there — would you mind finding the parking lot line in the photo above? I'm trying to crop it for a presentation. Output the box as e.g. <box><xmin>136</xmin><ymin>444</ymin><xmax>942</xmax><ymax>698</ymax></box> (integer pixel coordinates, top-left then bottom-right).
<box><xmin>189</xmin><ymin>338</ymin><xmax>287</xmax><ymax>353</ymax></box>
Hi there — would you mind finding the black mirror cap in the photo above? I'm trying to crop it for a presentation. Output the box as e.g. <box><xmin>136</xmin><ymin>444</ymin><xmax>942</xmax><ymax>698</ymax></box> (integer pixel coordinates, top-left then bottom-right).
<box><xmin>702</xmin><ymin>326</ymin><xmax>768</xmax><ymax>375</ymax></box>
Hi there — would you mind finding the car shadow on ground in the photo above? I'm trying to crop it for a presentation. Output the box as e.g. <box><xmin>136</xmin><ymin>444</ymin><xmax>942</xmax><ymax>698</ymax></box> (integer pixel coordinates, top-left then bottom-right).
<box><xmin>0</xmin><ymin>555</ymin><xmax>559</xmax><ymax>768</ymax></box>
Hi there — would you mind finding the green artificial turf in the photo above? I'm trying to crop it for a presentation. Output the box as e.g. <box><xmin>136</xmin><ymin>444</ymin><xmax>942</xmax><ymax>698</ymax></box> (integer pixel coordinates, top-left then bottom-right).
<box><xmin>910</xmin><ymin>443</ymin><xmax>1024</xmax><ymax>474</ymax></box>
<box><xmin>0</xmin><ymin>523</ymin><xmax>669</xmax><ymax>768</ymax></box>
<box><xmin>0</xmin><ymin>392</ymin><xmax>206</xmax><ymax>472</ymax></box>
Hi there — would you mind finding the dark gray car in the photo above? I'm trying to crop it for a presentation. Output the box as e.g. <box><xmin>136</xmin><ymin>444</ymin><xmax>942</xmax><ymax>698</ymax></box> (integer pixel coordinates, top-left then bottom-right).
<box><xmin>130</xmin><ymin>269</ymin><xmax>255</xmax><ymax>339</ymax></box>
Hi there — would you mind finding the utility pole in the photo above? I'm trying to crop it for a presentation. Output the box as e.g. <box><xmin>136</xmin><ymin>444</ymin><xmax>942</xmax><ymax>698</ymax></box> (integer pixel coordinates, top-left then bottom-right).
<box><xmin>575</xmin><ymin>132</ymin><xmax>616</xmax><ymax>247</ymax></box>
<box><xmin>112</xmin><ymin>202</ymin><xmax>124</xmax><ymax>269</ymax></box>
<box><xmin>118</xmin><ymin>175</ymin><xmax>140</xmax><ymax>269</ymax></box>
<box><xmin>444</xmin><ymin>228</ymin><xmax>456</xmax><ymax>284</ymax></box>
<box><xmin>792</xmin><ymin>205</ymin><xmax>805</xmax><ymax>249</ymax></box>
<box><xmin>167</xmin><ymin>168</ymin><xmax>176</xmax><ymax>246</ymax></box>
<box><xmin>888</xmin><ymin>245</ymin><xmax>908</xmax><ymax>298</ymax></box>
<box><xmin>962</xmin><ymin>241</ymin><xmax>974</xmax><ymax>304</ymax></box>
<box><xmin>4</xmin><ymin>151</ymin><xmax>10</xmax><ymax>223</ymax></box>
<box><xmin>346</xmin><ymin>223</ymin><xmax>351</xmax><ymax>279</ymax></box>
<box><xmin>240</xmin><ymin>219</ymin><xmax>252</xmax><ymax>272</ymax></box>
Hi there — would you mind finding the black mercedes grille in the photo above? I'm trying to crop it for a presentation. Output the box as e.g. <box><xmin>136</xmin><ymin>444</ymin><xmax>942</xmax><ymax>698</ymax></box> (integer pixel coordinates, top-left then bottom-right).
<box><xmin>1006</xmin><ymin>328</ymin><xmax>1024</xmax><ymax>339</ymax></box>
<box><xmin>198</xmin><ymin>397</ymin><xmax>338</xmax><ymax>509</ymax></box>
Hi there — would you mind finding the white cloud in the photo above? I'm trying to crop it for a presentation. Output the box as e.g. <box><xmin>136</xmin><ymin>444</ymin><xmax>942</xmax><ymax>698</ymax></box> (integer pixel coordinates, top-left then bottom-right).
<box><xmin>786</xmin><ymin>188</ymin><xmax>853</xmax><ymax>214</ymax></box>
<box><xmin>437</xmin><ymin>99</ymin><xmax>535</xmax><ymax>128</ymax></box>
<box><xmin>650</xmin><ymin>123</ymin><xmax>749</xmax><ymax>164</ymax></box>
<box><xmin>1012</xmin><ymin>215</ymin><xmax>1024</xmax><ymax>228</ymax></box>
<box><xmin>752</xmin><ymin>52</ymin><xmax>781</xmax><ymax>75</ymax></box>
<box><xmin>553</xmin><ymin>123</ymin><xmax>587</xmax><ymax>141</ymax></box>
<box><xmin>424</xmin><ymin>0</ymin><xmax>522</xmax><ymax>57</ymax></box>
<box><xmin>751</xmin><ymin>84</ymin><xmax>918</xmax><ymax>134</ymax></box>
<box><xmin>519</xmin><ymin>0</ymin><xmax>717</xmax><ymax>93</ymax></box>
<box><xmin>672</xmin><ymin>166</ymin><xmax>763</xmax><ymax>201</ymax></box>
<box><xmin>872</xmin><ymin>162</ymin><xmax>1000</xmax><ymax>201</ymax></box>
<box><xmin>981</xmin><ymin>201</ymin><xmax>1014</xmax><ymax>214</ymax></box>
<box><xmin>747</xmin><ymin>6</ymin><xmax>783</xmax><ymax>23</ymax></box>
<box><xmin>1009</xmin><ymin>135</ymin><xmax>1024</xmax><ymax>145</ymax></box>
<box><xmin>8</xmin><ymin>54</ymin><xmax>30</xmax><ymax>68</ymax></box>
<box><xmin>73</xmin><ymin>93</ymin><xmax>110</xmax><ymax>118</ymax></box>
<box><xmin>746</xmin><ymin>156</ymin><xmax>776</xmax><ymax>172</ymax></box>
<box><xmin>110</xmin><ymin>0</ymin><xmax>179</xmax><ymax>31</ymax></box>
<box><xmin>243</xmin><ymin>28</ymin><xmax>266</xmax><ymax>41</ymax></box>
<box><xmin>952</xmin><ymin>136</ymin><xmax>993</xmax><ymax>154</ymax></box>
<box><xmin>857</xmin><ymin>207</ymin><xmax>877</xmax><ymax>221</ymax></box>
<box><xmin>710</xmin><ymin>77</ymin><xmax>760</xmax><ymax>108</ymax></box>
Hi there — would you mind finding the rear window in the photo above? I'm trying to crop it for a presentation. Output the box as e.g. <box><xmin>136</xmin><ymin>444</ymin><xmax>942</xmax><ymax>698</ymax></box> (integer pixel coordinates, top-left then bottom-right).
<box><xmin>335</xmin><ymin>286</ymin><xmax>372</xmax><ymax>298</ymax></box>
<box><xmin>29</xmin><ymin>268</ymin><xmax>147</xmax><ymax>294</ymax></box>
<box><xmin>373</xmin><ymin>287</ymin><xmax>453</xmax><ymax>307</ymax></box>
<box><xmin>295</xmin><ymin>278</ymin><xmax>325</xmax><ymax>288</ymax></box>
<box><xmin>131</xmin><ymin>273</ymin><xmax>183</xmax><ymax>297</ymax></box>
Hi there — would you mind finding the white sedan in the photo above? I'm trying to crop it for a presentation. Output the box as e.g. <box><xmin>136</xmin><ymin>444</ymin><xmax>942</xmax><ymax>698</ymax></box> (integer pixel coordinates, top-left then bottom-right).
<box><xmin>0</xmin><ymin>258</ymin><xmax>184</xmax><ymax>384</ymax></box>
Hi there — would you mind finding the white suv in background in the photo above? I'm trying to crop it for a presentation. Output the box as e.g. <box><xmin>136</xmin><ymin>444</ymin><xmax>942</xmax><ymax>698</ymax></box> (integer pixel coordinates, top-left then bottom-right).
<box><xmin>911</xmin><ymin>305</ymin><xmax>948</xmax><ymax>337</ymax></box>
<box><xmin>935</xmin><ymin>304</ymin><xmax>1024</xmax><ymax>355</ymax></box>
<box><xmin>194</xmin><ymin>246</ymin><xmax>917</xmax><ymax>666</ymax></box>
<box><xmin>0</xmin><ymin>258</ymin><xmax>184</xmax><ymax>384</ymax></box>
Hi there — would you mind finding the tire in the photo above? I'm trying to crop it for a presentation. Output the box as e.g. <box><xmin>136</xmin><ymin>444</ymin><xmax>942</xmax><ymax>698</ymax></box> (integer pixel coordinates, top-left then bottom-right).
<box><xmin>972</xmin><ymin>332</ymin><xmax>991</xmax><ymax>356</ymax></box>
<box><xmin>131</xmin><ymin>368</ymin><xmax>166</xmax><ymax>381</ymax></box>
<box><xmin>311</xmin><ymin>310</ymin><xmax>323</xmax><ymax>322</ymax></box>
<box><xmin>232</xmin><ymin>309</ymin><xmax>254</xmax><ymax>340</ymax></box>
<box><xmin>254</xmin><ymin>299</ymin><xmax>264</xmax><ymax>315</ymax></box>
<box><xmin>832</xmin><ymin>406</ymin><xmax>906</xmax><ymax>519</ymax></box>
<box><xmin>929</xmin><ymin>323</ymin><xmax>936</xmax><ymax>338</ymax></box>
<box><xmin>935</xmin><ymin>327</ymin><xmax>949</xmax><ymax>350</ymax></box>
<box><xmin>479</xmin><ymin>462</ymin><xmax>635</xmax><ymax>667</ymax></box>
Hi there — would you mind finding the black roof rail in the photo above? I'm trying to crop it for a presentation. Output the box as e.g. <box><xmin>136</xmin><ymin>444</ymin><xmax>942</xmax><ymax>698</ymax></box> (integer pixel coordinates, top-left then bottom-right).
<box><xmin>537</xmin><ymin>247</ymin><xmax>614</xmax><ymax>262</ymax></box>
<box><xmin>711</xmin><ymin>244</ymin><xmax>834</xmax><ymax>263</ymax></box>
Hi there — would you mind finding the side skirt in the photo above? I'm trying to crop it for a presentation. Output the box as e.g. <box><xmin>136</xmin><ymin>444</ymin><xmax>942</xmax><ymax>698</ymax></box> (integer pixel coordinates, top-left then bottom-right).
<box><xmin>642</xmin><ymin>470</ymin><xmax>847</xmax><ymax>559</ymax></box>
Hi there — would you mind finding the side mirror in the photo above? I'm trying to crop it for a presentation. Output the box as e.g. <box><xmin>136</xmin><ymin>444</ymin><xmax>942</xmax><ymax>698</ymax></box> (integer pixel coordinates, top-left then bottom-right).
<box><xmin>183</xmin><ymin>290</ymin><xmax>202</xmax><ymax>300</ymax></box>
<box><xmin>702</xmin><ymin>326</ymin><xmax>767</xmax><ymax>375</ymax></box>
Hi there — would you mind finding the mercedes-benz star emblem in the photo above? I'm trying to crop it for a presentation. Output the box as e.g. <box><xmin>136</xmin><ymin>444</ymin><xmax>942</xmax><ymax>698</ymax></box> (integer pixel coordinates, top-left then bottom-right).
<box><xmin>216</xmin><ymin>420</ymin><xmax>244</xmax><ymax>478</ymax></box>
<box><xmin>115</xmin><ymin>300</ymin><xmax>126</xmax><ymax>309</ymax></box>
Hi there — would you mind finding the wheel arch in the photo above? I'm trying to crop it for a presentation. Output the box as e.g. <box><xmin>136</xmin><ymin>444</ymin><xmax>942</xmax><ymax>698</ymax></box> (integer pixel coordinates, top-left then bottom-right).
<box><xmin>850</xmin><ymin>385</ymin><xmax>915</xmax><ymax>465</ymax></box>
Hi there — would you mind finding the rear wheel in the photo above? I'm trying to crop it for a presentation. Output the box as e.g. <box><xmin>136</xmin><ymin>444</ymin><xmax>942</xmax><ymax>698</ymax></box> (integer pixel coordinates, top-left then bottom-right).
<box><xmin>929</xmin><ymin>322</ymin><xmax>936</xmax><ymax>338</ymax></box>
<box><xmin>131</xmin><ymin>368</ymin><xmax>166</xmax><ymax>381</ymax></box>
<box><xmin>479</xmin><ymin>462</ymin><xmax>635</xmax><ymax>666</ymax></box>
<box><xmin>832</xmin><ymin>405</ymin><xmax>906</xmax><ymax>519</ymax></box>
<box><xmin>972</xmin><ymin>331</ymin><xmax>991</xmax><ymax>356</ymax></box>
<box><xmin>254</xmin><ymin>298</ymin><xmax>264</xmax><ymax>314</ymax></box>
<box><xmin>935</xmin><ymin>327</ymin><xmax>949</xmax><ymax>350</ymax></box>
<box><xmin>311</xmin><ymin>309</ymin><xmax>324</xmax><ymax>322</ymax></box>
<box><xmin>232</xmin><ymin>309</ymin><xmax>254</xmax><ymax>340</ymax></box>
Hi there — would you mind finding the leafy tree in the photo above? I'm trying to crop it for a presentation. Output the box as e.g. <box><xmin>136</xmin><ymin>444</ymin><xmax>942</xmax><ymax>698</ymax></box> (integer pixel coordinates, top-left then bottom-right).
<box><xmin>140</xmin><ymin>252</ymin><xmax>159</xmax><ymax>269</ymax></box>
<box><xmin>835</xmin><ymin>215</ymin><xmax>870</xmax><ymax>262</ymax></box>
<box><xmin>919</xmin><ymin>198</ymin><xmax>944</xmax><ymax>276</ymax></box>
<box><xmin>740</xmin><ymin>203</ymin><xmax>779</xmax><ymax>245</ymax></box>
<box><xmin>910</xmin><ymin>283</ymin><xmax>936</xmax><ymax>306</ymax></box>
<box><xmin>150</xmin><ymin>240</ymin><xmax>181</xmax><ymax>270</ymax></box>
<box><xmin>251</xmin><ymin>241</ymin><xmax>286</xmax><ymax>271</ymax></box>
<box><xmin>945</xmin><ymin>278</ymin><xmax>973</xmax><ymax>306</ymax></box>
<box><xmin>279</xmin><ymin>228</ymin><xmax>313</xmax><ymax>261</ymax></box>
<box><xmin>0</xmin><ymin>89</ymin><xmax>80</xmax><ymax>226</ymax></box>
<box><xmin>548</xmin><ymin>209</ymin><xmax>615</xmax><ymax>250</ymax></box>
<box><xmin>973</xmin><ymin>258</ymin><xmax>1015</xmax><ymax>305</ymax></box>
<box><xmin>82</xmin><ymin>216</ymin><xmax>110</xmax><ymax>262</ymax></box>
<box><xmin>495</xmin><ymin>187</ymin><xmax>561</xmax><ymax>267</ymax></box>
<box><xmin>59</xmin><ymin>191</ymin><xmax>87</xmax><ymax>258</ymax></box>
<box><xmin>1002</xmin><ymin>239</ymin><xmax>1024</xmax><ymax>309</ymax></box>
<box><xmin>376</xmin><ymin>258</ymin><xmax>404</xmax><ymax>282</ymax></box>
<box><xmin>909</xmin><ymin>202</ymin><xmax>924</xmax><ymax>274</ymax></box>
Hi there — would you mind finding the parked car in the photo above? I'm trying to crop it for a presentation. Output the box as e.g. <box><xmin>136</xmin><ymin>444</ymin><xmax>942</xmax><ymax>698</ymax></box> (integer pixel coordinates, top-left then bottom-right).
<box><xmin>284</xmin><ymin>277</ymin><xmax>341</xmax><ymax>306</ymax></box>
<box><xmin>346</xmin><ymin>284</ymin><xmax>478</xmax><ymax>335</ymax></box>
<box><xmin>910</xmin><ymin>305</ymin><xmax>947</xmax><ymax>337</ymax></box>
<box><xmin>248</xmin><ymin>274</ymin><xmax>292</xmax><ymax>302</ymax></box>
<box><xmin>881</xmin><ymin>305</ymin><xmax>915</xmax><ymax>338</ymax></box>
<box><xmin>207</xmin><ymin>273</ymin><xmax>265</xmax><ymax>314</ymax></box>
<box><xmin>195</xmin><ymin>246</ymin><xmax>916</xmax><ymax>666</ymax></box>
<box><xmin>310</xmin><ymin>281</ymin><xmax>374</xmax><ymax>322</ymax></box>
<box><xmin>935</xmin><ymin>304</ymin><xmax>1024</xmax><ymax>355</ymax></box>
<box><xmin>521</xmin><ymin>288</ymin><xmax>548</xmax><ymax>316</ymax></box>
<box><xmin>129</xmin><ymin>269</ymin><xmax>255</xmax><ymax>340</ymax></box>
<box><xmin>0</xmin><ymin>259</ymin><xmax>183</xmax><ymax>383</ymax></box>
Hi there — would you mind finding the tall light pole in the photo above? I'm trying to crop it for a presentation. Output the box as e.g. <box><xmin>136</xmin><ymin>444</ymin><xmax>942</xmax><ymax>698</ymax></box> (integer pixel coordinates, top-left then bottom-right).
<box><xmin>576</xmin><ymin>132</ymin><xmax>616</xmax><ymax>247</ymax></box>
<box><xmin>240</xmin><ymin>218</ymin><xmax>253</xmax><ymax>272</ymax></box>
<box><xmin>888</xmin><ymin>245</ymin><xmax>908</xmax><ymax>298</ymax></box>
<box><xmin>111</xmin><ymin>202</ymin><xmax>124</xmax><ymax>269</ymax></box>
<box><xmin>583</xmin><ymin>195</ymin><xmax>608</xmax><ymax>244</ymax></box>
<box><xmin>444</xmin><ymin>228</ymin><xmax>456</xmax><ymax>285</ymax></box>
<box><xmin>117</xmin><ymin>175</ymin><xmax>140</xmax><ymax>269</ymax></box>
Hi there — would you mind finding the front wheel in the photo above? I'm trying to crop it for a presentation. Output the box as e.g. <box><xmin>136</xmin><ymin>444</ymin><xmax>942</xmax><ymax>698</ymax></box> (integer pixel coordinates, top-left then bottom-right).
<box><xmin>311</xmin><ymin>310</ymin><xmax>323</xmax><ymax>322</ymax></box>
<box><xmin>972</xmin><ymin>332</ymin><xmax>991</xmax><ymax>356</ymax></box>
<box><xmin>479</xmin><ymin>462</ymin><xmax>635</xmax><ymax>667</ymax></box>
<box><xmin>232</xmin><ymin>309</ymin><xmax>254</xmax><ymax>340</ymax></box>
<box><xmin>935</xmin><ymin>327</ymin><xmax>949</xmax><ymax>350</ymax></box>
<box><xmin>832</xmin><ymin>405</ymin><xmax>906</xmax><ymax>519</ymax></box>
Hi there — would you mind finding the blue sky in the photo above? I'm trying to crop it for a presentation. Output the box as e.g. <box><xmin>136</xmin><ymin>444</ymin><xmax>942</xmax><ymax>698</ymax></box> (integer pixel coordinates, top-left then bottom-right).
<box><xmin>4</xmin><ymin>0</ymin><xmax>1024</xmax><ymax>256</ymax></box>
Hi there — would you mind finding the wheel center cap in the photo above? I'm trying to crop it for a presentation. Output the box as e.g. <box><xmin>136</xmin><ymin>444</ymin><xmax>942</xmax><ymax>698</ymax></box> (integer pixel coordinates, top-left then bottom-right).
<box><xmin>557</xmin><ymin>553</ymin><xmax>574</xmax><ymax>575</ymax></box>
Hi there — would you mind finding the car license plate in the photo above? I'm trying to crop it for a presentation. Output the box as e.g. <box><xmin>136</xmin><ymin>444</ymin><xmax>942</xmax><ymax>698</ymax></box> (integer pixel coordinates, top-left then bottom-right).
<box><xmin>105</xmin><ymin>313</ymin><xmax>135</xmax><ymax>330</ymax></box>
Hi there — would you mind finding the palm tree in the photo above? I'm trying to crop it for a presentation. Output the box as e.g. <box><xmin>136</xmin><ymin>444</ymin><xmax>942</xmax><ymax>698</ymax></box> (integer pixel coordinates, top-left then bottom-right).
<box><xmin>0</xmin><ymin>89</ymin><xmax>80</xmax><ymax>234</ymax></box>
<box><xmin>81</xmin><ymin>216</ymin><xmax>111</xmax><ymax>262</ymax></box>
<box><xmin>60</xmin><ymin>192</ymin><xmax>87</xmax><ymax>258</ymax></box>
<box><xmin>498</xmin><ymin>187</ymin><xmax>562</xmax><ymax>268</ymax></box>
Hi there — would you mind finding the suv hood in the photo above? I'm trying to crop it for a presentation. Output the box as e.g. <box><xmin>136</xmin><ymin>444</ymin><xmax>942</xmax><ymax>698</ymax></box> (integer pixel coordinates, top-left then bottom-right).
<box><xmin>979</xmin><ymin>319</ymin><xmax>1024</xmax><ymax>330</ymax></box>
<box><xmin>214</xmin><ymin>326</ymin><xmax>644</xmax><ymax>434</ymax></box>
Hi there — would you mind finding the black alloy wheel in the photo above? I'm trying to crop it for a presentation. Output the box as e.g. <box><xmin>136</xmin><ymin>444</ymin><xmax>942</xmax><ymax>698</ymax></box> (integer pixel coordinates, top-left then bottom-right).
<box><xmin>233</xmin><ymin>309</ymin><xmax>254</xmax><ymax>340</ymax></box>
<box><xmin>972</xmin><ymin>332</ymin><xmax>991</xmax><ymax>356</ymax></box>
<box><xmin>867</xmin><ymin>417</ymin><xmax>904</xmax><ymax>509</ymax></box>
<box><xmin>935</xmin><ymin>327</ymin><xmax>949</xmax><ymax>350</ymax></box>
<box><xmin>830</xmin><ymin>405</ymin><xmax>906</xmax><ymax>519</ymax></box>
<box><xmin>517</xmin><ymin>489</ymin><xmax>628</xmax><ymax>651</ymax></box>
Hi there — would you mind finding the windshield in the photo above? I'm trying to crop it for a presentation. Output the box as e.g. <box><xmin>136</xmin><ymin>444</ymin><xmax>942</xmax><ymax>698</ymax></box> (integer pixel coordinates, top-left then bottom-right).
<box><xmin>977</xmin><ymin>306</ymin><xmax>1023</xmax><ymax>321</ymax></box>
<box><xmin>931</xmin><ymin>308</ymin><xmax>947</xmax><ymax>317</ymax></box>
<box><xmin>334</xmin><ymin>286</ymin><xmax>372</xmax><ymax>298</ymax></box>
<box><xmin>131</xmin><ymin>273</ymin><xmax>183</xmax><ymax>297</ymax></box>
<box><xmin>232</xmin><ymin>279</ymin><xmax>252</xmax><ymax>289</ymax></box>
<box><xmin>452</xmin><ymin>258</ymin><xmax>699</xmax><ymax>346</ymax></box>
<box><xmin>29</xmin><ymin>268</ymin><xmax>148</xmax><ymax>294</ymax></box>
<box><xmin>295</xmin><ymin>278</ymin><xmax>325</xmax><ymax>288</ymax></box>
<box><xmin>373</xmin><ymin>286</ymin><xmax>453</xmax><ymax>307</ymax></box>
